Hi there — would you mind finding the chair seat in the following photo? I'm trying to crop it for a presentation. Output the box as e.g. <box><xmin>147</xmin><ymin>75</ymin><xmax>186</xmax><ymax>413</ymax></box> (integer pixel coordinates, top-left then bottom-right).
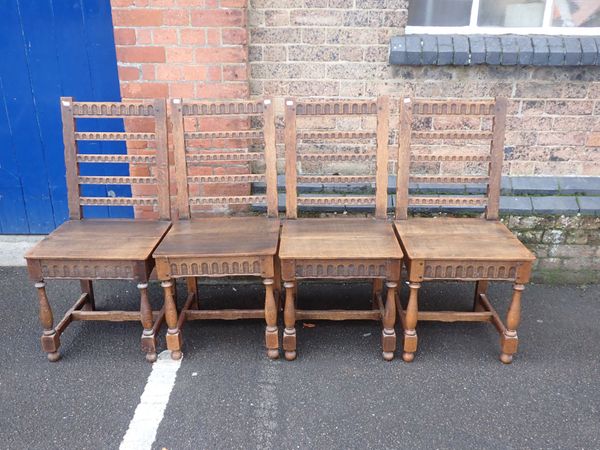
<box><xmin>279</xmin><ymin>218</ymin><xmax>403</xmax><ymax>260</ymax></box>
<box><xmin>153</xmin><ymin>217</ymin><xmax>280</xmax><ymax>258</ymax></box>
<box><xmin>394</xmin><ymin>217</ymin><xmax>535</xmax><ymax>262</ymax></box>
<box><xmin>24</xmin><ymin>219</ymin><xmax>171</xmax><ymax>262</ymax></box>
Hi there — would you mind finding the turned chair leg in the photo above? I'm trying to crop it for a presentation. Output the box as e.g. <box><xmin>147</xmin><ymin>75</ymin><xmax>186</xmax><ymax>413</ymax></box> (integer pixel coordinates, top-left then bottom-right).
<box><xmin>274</xmin><ymin>278</ymin><xmax>283</xmax><ymax>310</ymax></box>
<box><xmin>473</xmin><ymin>280</ymin><xmax>488</xmax><ymax>312</ymax></box>
<box><xmin>35</xmin><ymin>281</ymin><xmax>60</xmax><ymax>362</ymax></box>
<box><xmin>283</xmin><ymin>281</ymin><xmax>297</xmax><ymax>361</ymax></box>
<box><xmin>372</xmin><ymin>279</ymin><xmax>383</xmax><ymax>310</ymax></box>
<box><xmin>138</xmin><ymin>283</ymin><xmax>158</xmax><ymax>363</ymax></box>
<box><xmin>186</xmin><ymin>277</ymin><xmax>199</xmax><ymax>310</ymax></box>
<box><xmin>273</xmin><ymin>259</ymin><xmax>283</xmax><ymax>305</ymax></box>
<box><xmin>382</xmin><ymin>281</ymin><xmax>397</xmax><ymax>361</ymax></box>
<box><xmin>403</xmin><ymin>282</ymin><xmax>420</xmax><ymax>362</ymax></box>
<box><xmin>80</xmin><ymin>280</ymin><xmax>95</xmax><ymax>311</ymax></box>
<box><xmin>263</xmin><ymin>278</ymin><xmax>279</xmax><ymax>359</ymax></box>
<box><xmin>500</xmin><ymin>283</ymin><xmax>524</xmax><ymax>364</ymax></box>
<box><xmin>162</xmin><ymin>280</ymin><xmax>182</xmax><ymax>360</ymax></box>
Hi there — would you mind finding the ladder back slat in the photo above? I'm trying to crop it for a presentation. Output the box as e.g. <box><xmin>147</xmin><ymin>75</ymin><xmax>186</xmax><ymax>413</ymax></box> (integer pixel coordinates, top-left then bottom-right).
<box><xmin>188</xmin><ymin>195</ymin><xmax>267</xmax><ymax>205</ymax></box>
<box><xmin>74</xmin><ymin>132</ymin><xmax>156</xmax><ymax>141</ymax></box>
<box><xmin>187</xmin><ymin>174</ymin><xmax>266</xmax><ymax>183</ymax></box>
<box><xmin>410</xmin><ymin>154</ymin><xmax>492</xmax><ymax>162</ymax></box>
<box><xmin>296</xmin><ymin>131</ymin><xmax>377</xmax><ymax>140</ymax></box>
<box><xmin>409</xmin><ymin>196</ymin><xmax>488</xmax><ymax>206</ymax></box>
<box><xmin>76</xmin><ymin>154</ymin><xmax>157</xmax><ymax>163</ymax></box>
<box><xmin>297</xmin><ymin>175</ymin><xmax>375</xmax><ymax>184</ymax></box>
<box><xmin>297</xmin><ymin>196</ymin><xmax>377</xmax><ymax>206</ymax></box>
<box><xmin>79</xmin><ymin>197</ymin><xmax>158</xmax><ymax>206</ymax></box>
<box><xmin>297</xmin><ymin>153</ymin><xmax>376</xmax><ymax>162</ymax></box>
<box><xmin>410</xmin><ymin>175</ymin><xmax>489</xmax><ymax>184</ymax></box>
<box><xmin>184</xmin><ymin>130</ymin><xmax>264</xmax><ymax>140</ymax></box>
<box><xmin>412</xmin><ymin>131</ymin><xmax>493</xmax><ymax>140</ymax></box>
<box><xmin>182</xmin><ymin>101</ymin><xmax>265</xmax><ymax>116</ymax></box>
<box><xmin>78</xmin><ymin>176</ymin><xmax>156</xmax><ymax>185</ymax></box>
<box><xmin>185</xmin><ymin>152</ymin><xmax>264</xmax><ymax>162</ymax></box>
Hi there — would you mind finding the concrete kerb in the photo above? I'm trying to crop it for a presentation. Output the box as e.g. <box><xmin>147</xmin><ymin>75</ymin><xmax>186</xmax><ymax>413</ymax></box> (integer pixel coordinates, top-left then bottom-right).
<box><xmin>0</xmin><ymin>235</ymin><xmax>44</xmax><ymax>267</ymax></box>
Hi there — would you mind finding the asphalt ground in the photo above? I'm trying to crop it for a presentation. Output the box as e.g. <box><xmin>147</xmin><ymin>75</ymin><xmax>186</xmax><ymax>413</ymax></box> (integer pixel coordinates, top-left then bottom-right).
<box><xmin>0</xmin><ymin>266</ymin><xmax>599</xmax><ymax>449</ymax></box>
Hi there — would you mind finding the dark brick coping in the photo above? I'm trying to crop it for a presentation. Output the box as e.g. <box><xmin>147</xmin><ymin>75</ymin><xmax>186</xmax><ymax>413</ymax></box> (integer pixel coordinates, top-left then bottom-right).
<box><xmin>390</xmin><ymin>34</ymin><xmax>600</xmax><ymax>67</ymax></box>
<box><xmin>255</xmin><ymin>176</ymin><xmax>600</xmax><ymax>196</ymax></box>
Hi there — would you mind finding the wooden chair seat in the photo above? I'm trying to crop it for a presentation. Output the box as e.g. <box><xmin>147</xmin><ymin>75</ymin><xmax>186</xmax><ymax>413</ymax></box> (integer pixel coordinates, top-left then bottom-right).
<box><xmin>152</xmin><ymin>217</ymin><xmax>281</xmax><ymax>358</ymax></box>
<box><xmin>394</xmin><ymin>217</ymin><xmax>535</xmax><ymax>265</ymax></box>
<box><xmin>153</xmin><ymin>217</ymin><xmax>280</xmax><ymax>260</ymax></box>
<box><xmin>278</xmin><ymin>217</ymin><xmax>403</xmax><ymax>361</ymax></box>
<box><xmin>394</xmin><ymin>217</ymin><xmax>535</xmax><ymax>364</ymax></box>
<box><xmin>26</xmin><ymin>219</ymin><xmax>171</xmax><ymax>264</ymax></box>
<box><xmin>280</xmin><ymin>218</ymin><xmax>402</xmax><ymax>261</ymax></box>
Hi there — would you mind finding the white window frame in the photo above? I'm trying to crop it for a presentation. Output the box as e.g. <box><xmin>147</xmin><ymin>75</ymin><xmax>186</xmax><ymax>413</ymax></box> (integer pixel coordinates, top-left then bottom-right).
<box><xmin>405</xmin><ymin>0</ymin><xmax>600</xmax><ymax>36</ymax></box>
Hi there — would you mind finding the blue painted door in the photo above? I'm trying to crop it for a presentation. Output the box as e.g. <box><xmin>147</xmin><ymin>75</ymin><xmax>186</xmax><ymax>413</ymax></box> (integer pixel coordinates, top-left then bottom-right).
<box><xmin>0</xmin><ymin>0</ymin><xmax>132</xmax><ymax>234</ymax></box>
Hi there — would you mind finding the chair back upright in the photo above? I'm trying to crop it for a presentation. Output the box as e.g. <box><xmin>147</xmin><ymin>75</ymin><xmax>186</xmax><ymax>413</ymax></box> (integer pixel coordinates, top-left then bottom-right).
<box><xmin>284</xmin><ymin>96</ymin><xmax>391</xmax><ymax>219</ymax></box>
<box><xmin>170</xmin><ymin>98</ymin><xmax>278</xmax><ymax>219</ymax></box>
<box><xmin>395</xmin><ymin>97</ymin><xmax>507</xmax><ymax>221</ymax></box>
<box><xmin>60</xmin><ymin>97</ymin><xmax>170</xmax><ymax>221</ymax></box>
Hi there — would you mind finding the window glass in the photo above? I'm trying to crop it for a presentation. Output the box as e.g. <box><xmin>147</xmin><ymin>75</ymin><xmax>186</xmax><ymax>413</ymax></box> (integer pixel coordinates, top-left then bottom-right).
<box><xmin>407</xmin><ymin>0</ymin><xmax>473</xmax><ymax>26</ymax></box>
<box><xmin>552</xmin><ymin>0</ymin><xmax>600</xmax><ymax>27</ymax></box>
<box><xmin>478</xmin><ymin>0</ymin><xmax>546</xmax><ymax>27</ymax></box>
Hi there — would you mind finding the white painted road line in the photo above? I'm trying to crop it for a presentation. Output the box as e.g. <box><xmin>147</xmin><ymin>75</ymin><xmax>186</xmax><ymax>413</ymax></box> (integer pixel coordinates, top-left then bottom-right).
<box><xmin>120</xmin><ymin>351</ymin><xmax>182</xmax><ymax>450</ymax></box>
<box><xmin>253</xmin><ymin>361</ymin><xmax>280</xmax><ymax>450</ymax></box>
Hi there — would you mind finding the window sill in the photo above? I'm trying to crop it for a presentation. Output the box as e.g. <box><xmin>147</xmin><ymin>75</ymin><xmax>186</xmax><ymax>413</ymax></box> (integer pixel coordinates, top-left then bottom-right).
<box><xmin>389</xmin><ymin>34</ymin><xmax>600</xmax><ymax>66</ymax></box>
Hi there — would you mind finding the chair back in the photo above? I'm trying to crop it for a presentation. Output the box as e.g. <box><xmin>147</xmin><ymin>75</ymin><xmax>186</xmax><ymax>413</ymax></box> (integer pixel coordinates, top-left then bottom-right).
<box><xmin>60</xmin><ymin>97</ymin><xmax>170</xmax><ymax>221</ymax></box>
<box><xmin>170</xmin><ymin>99</ymin><xmax>278</xmax><ymax>219</ymax></box>
<box><xmin>284</xmin><ymin>97</ymin><xmax>391</xmax><ymax>219</ymax></box>
<box><xmin>395</xmin><ymin>97</ymin><xmax>507</xmax><ymax>220</ymax></box>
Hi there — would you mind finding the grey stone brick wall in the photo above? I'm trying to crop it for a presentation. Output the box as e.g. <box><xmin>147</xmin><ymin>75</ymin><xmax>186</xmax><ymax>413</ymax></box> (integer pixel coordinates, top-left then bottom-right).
<box><xmin>505</xmin><ymin>215</ymin><xmax>600</xmax><ymax>284</ymax></box>
<box><xmin>248</xmin><ymin>0</ymin><xmax>600</xmax><ymax>177</ymax></box>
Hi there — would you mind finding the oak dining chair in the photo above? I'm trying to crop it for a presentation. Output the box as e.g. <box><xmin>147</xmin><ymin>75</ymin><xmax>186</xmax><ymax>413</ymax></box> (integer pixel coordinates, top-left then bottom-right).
<box><xmin>394</xmin><ymin>97</ymin><xmax>536</xmax><ymax>363</ymax></box>
<box><xmin>24</xmin><ymin>98</ymin><xmax>171</xmax><ymax>362</ymax></box>
<box><xmin>152</xmin><ymin>98</ymin><xmax>281</xmax><ymax>360</ymax></box>
<box><xmin>278</xmin><ymin>96</ymin><xmax>404</xmax><ymax>361</ymax></box>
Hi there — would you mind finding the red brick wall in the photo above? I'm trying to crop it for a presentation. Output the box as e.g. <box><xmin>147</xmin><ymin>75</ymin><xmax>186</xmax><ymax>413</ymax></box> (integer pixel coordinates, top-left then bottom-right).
<box><xmin>111</xmin><ymin>0</ymin><xmax>248</xmax><ymax>100</ymax></box>
<box><xmin>110</xmin><ymin>0</ymin><xmax>250</xmax><ymax>218</ymax></box>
